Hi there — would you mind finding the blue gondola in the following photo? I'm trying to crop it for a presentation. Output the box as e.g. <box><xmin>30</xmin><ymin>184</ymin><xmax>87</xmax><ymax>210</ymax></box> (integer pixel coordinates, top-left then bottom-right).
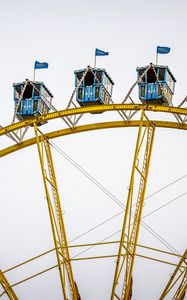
<box><xmin>13</xmin><ymin>80</ymin><xmax>53</xmax><ymax>124</ymax></box>
<box><xmin>74</xmin><ymin>67</ymin><xmax>114</xmax><ymax>106</ymax></box>
<box><xmin>136</xmin><ymin>64</ymin><xmax>176</xmax><ymax>105</ymax></box>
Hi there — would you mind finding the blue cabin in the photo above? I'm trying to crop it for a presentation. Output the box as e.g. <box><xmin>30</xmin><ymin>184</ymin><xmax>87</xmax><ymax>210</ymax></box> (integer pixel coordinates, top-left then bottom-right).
<box><xmin>74</xmin><ymin>67</ymin><xmax>114</xmax><ymax>106</ymax></box>
<box><xmin>136</xmin><ymin>64</ymin><xmax>176</xmax><ymax>105</ymax></box>
<box><xmin>13</xmin><ymin>80</ymin><xmax>53</xmax><ymax>124</ymax></box>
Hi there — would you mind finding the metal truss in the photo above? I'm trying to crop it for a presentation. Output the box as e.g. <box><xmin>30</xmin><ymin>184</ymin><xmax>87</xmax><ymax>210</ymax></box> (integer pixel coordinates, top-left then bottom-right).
<box><xmin>34</xmin><ymin>124</ymin><xmax>80</xmax><ymax>300</ymax></box>
<box><xmin>1</xmin><ymin>105</ymin><xmax>187</xmax><ymax>299</ymax></box>
<box><xmin>0</xmin><ymin>270</ymin><xmax>19</xmax><ymax>300</ymax></box>
<box><xmin>111</xmin><ymin>110</ymin><xmax>155</xmax><ymax>300</ymax></box>
<box><xmin>159</xmin><ymin>249</ymin><xmax>187</xmax><ymax>300</ymax></box>
<box><xmin>1</xmin><ymin>104</ymin><xmax>187</xmax><ymax>139</ymax></box>
<box><xmin>3</xmin><ymin>99</ymin><xmax>187</xmax><ymax>146</ymax></box>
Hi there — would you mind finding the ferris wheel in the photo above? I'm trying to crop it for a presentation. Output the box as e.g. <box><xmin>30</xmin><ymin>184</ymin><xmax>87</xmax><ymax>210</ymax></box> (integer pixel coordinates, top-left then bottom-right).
<box><xmin>0</xmin><ymin>63</ymin><xmax>186</xmax><ymax>300</ymax></box>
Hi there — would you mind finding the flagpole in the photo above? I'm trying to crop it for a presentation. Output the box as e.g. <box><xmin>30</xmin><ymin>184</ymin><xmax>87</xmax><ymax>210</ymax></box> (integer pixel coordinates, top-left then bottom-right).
<box><xmin>33</xmin><ymin>67</ymin><xmax>36</xmax><ymax>81</ymax></box>
<box><xmin>94</xmin><ymin>54</ymin><xmax>96</xmax><ymax>68</ymax></box>
<box><xmin>156</xmin><ymin>52</ymin><xmax>158</xmax><ymax>65</ymax></box>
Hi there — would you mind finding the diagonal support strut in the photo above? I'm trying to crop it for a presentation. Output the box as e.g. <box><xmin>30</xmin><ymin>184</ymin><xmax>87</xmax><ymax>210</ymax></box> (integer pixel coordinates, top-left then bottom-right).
<box><xmin>159</xmin><ymin>248</ymin><xmax>187</xmax><ymax>300</ymax></box>
<box><xmin>111</xmin><ymin>109</ymin><xmax>155</xmax><ymax>300</ymax></box>
<box><xmin>0</xmin><ymin>270</ymin><xmax>19</xmax><ymax>300</ymax></box>
<box><xmin>34</xmin><ymin>124</ymin><xmax>80</xmax><ymax>300</ymax></box>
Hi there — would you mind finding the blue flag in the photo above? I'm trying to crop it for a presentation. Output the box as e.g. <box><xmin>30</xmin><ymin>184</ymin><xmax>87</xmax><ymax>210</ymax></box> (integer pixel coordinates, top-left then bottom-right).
<box><xmin>157</xmin><ymin>46</ymin><xmax>170</xmax><ymax>54</ymax></box>
<box><xmin>95</xmin><ymin>48</ymin><xmax>109</xmax><ymax>56</ymax></box>
<box><xmin>34</xmin><ymin>61</ymin><xmax>48</xmax><ymax>69</ymax></box>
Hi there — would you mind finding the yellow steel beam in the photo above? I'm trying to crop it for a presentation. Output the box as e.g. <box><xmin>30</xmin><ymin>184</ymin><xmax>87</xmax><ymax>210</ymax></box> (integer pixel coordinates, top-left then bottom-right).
<box><xmin>111</xmin><ymin>110</ymin><xmax>155</xmax><ymax>300</ymax></box>
<box><xmin>34</xmin><ymin>124</ymin><xmax>80</xmax><ymax>300</ymax></box>
<box><xmin>2</xmin><ymin>253</ymin><xmax>186</xmax><ymax>294</ymax></box>
<box><xmin>0</xmin><ymin>270</ymin><xmax>19</xmax><ymax>300</ymax></box>
<box><xmin>0</xmin><ymin>104</ymin><xmax>187</xmax><ymax>136</ymax></box>
<box><xmin>71</xmin><ymin>253</ymin><xmax>186</xmax><ymax>269</ymax></box>
<box><xmin>3</xmin><ymin>265</ymin><xmax>58</xmax><ymax>292</ymax></box>
<box><xmin>3</xmin><ymin>241</ymin><xmax>182</xmax><ymax>276</ymax></box>
<box><xmin>1</xmin><ymin>120</ymin><xmax>187</xmax><ymax>158</ymax></box>
<box><xmin>173</xmin><ymin>273</ymin><xmax>186</xmax><ymax>300</ymax></box>
<box><xmin>159</xmin><ymin>249</ymin><xmax>187</xmax><ymax>300</ymax></box>
<box><xmin>0</xmin><ymin>105</ymin><xmax>187</xmax><ymax>299</ymax></box>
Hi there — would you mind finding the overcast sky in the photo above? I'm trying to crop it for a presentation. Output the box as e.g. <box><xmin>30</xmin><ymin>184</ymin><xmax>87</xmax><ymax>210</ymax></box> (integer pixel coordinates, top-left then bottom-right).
<box><xmin>0</xmin><ymin>0</ymin><xmax>187</xmax><ymax>299</ymax></box>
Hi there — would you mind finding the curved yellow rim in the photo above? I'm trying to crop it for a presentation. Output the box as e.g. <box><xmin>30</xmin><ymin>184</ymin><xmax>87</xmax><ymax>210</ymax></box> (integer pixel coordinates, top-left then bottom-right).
<box><xmin>1</xmin><ymin>104</ymin><xmax>187</xmax><ymax>136</ymax></box>
<box><xmin>1</xmin><ymin>119</ymin><xmax>187</xmax><ymax>157</ymax></box>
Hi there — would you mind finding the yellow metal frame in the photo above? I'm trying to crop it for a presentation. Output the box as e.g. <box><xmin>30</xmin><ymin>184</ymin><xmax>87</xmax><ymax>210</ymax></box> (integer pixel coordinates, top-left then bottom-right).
<box><xmin>1</xmin><ymin>104</ymin><xmax>187</xmax><ymax>137</ymax></box>
<box><xmin>159</xmin><ymin>249</ymin><xmax>187</xmax><ymax>300</ymax></box>
<box><xmin>1</xmin><ymin>120</ymin><xmax>187</xmax><ymax>158</ymax></box>
<box><xmin>111</xmin><ymin>111</ymin><xmax>155</xmax><ymax>299</ymax></box>
<box><xmin>0</xmin><ymin>105</ymin><xmax>187</xmax><ymax>299</ymax></box>
<box><xmin>0</xmin><ymin>270</ymin><xmax>19</xmax><ymax>300</ymax></box>
<box><xmin>34</xmin><ymin>124</ymin><xmax>80</xmax><ymax>300</ymax></box>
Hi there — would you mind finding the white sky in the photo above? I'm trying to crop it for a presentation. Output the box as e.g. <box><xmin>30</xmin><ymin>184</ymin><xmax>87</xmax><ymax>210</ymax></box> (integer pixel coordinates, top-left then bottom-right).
<box><xmin>0</xmin><ymin>0</ymin><xmax>187</xmax><ymax>299</ymax></box>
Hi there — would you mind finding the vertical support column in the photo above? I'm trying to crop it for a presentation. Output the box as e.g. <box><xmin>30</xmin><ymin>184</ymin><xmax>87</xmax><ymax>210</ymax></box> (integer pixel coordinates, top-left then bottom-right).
<box><xmin>0</xmin><ymin>270</ymin><xmax>19</xmax><ymax>300</ymax></box>
<box><xmin>159</xmin><ymin>249</ymin><xmax>187</xmax><ymax>300</ymax></box>
<box><xmin>111</xmin><ymin>110</ymin><xmax>155</xmax><ymax>300</ymax></box>
<box><xmin>34</xmin><ymin>124</ymin><xmax>80</xmax><ymax>300</ymax></box>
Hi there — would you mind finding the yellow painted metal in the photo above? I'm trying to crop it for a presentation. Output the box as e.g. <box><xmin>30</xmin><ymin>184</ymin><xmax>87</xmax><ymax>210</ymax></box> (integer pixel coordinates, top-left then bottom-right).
<box><xmin>71</xmin><ymin>253</ymin><xmax>185</xmax><ymax>268</ymax></box>
<box><xmin>111</xmin><ymin>110</ymin><xmax>155</xmax><ymax>300</ymax></box>
<box><xmin>159</xmin><ymin>249</ymin><xmax>187</xmax><ymax>300</ymax></box>
<box><xmin>0</xmin><ymin>270</ymin><xmax>19</xmax><ymax>300</ymax></box>
<box><xmin>34</xmin><ymin>124</ymin><xmax>80</xmax><ymax>300</ymax></box>
<box><xmin>6</xmin><ymin>265</ymin><xmax>57</xmax><ymax>290</ymax></box>
<box><xmin>3</xmin><ymin>241</ymin><xmax>182</xmax><ymax>277</ymax></box>
<box><xmin>1</xmin><ymin>104</ymin><xmax>187</xmax><ymax>136</ymax></box>
<box><xmin>1</xmin><ymin>120</ymin><xmax>187</xmax><ymax>158</ymax></box>
<box><xmin>0</xmin><ymin>105</ymin><xmax>187</xmax><ymax>298</ymax></box>
<box><xmin>3</xmin><ymin>253</ymin><xmax>186</xmax><ymax>293</ymax></box>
